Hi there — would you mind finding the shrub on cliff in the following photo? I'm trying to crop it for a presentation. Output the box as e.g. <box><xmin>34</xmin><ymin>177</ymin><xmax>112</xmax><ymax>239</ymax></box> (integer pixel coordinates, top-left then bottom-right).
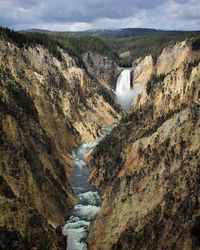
<box><xmin>0</xmin><ymin>27</ymin><xmax>62</xmax><ymax>60</ymax></box>
<box><xmin>146</xmin><ymin>74</ymin><xmax>165</xmax><ymax>95</ymax></box>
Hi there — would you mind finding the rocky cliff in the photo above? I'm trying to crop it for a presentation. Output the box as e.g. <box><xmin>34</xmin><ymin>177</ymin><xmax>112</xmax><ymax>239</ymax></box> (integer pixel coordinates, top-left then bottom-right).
<box><xmin>131</xmin><ymin>40</ymin><xmax>200</xmax><ymax>87</ymax></box>
<box><xmin>87</xmin><ymin>39</ymin><xmax>200</xmax><ymax>250</ymax></box>
<box><xmin>82</xmin><ymin>52</ymin><xmax>121</xmax><ymax>89</ymax></box>
<box><xmin>132</xmin><ymin>55</ymin><xmax>155</xmax><ymax>85</ymax></box>
<box><xmin>0</xmin><ymin>39</ymin><xmax>120</xmax><ymax>249</ymax></box>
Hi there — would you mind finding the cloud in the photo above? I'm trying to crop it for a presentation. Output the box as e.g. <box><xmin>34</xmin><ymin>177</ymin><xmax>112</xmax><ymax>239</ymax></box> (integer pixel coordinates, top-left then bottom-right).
<box><xmin>0</xmin><ymin>0</ymin><xmax>199</xmax><ymax>30</ymax></box>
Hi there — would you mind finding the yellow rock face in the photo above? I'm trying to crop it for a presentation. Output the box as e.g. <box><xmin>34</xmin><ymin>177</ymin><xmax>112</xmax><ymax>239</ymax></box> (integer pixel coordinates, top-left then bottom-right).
<box><xmin>156</xmin><ymin>41</ymin><xmax>192</xmax><ymax>75</ymax></box>
<box><xmin>2</xmin><ymin>115</ymin><xmax>18</xmax><ymax>142</ymax></box>
<box><xmin>133</xmin><ymin>55</ymin><xmax>154</xmax><ymax>85</ymax></box>
<box><xmin>131</xmin><ymin>40</ymin><xmax>199</xmax><ymax>95</ymax></box>
<box><xmin>0</xmin><ymin>39</ymin><xmax>120</xmax><ymax>249</ymax></box>
<box><xmin>87</xmin><ymin>41</ymin><xmax>200</xmax><ymax>250</ymax></box>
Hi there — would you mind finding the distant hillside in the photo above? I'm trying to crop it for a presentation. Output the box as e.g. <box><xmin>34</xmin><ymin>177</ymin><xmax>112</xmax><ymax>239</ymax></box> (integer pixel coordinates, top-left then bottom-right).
<box><xmin>22</xmin><ymin>27</ymin><xmax>200</xmax><ymax>38</ymax></box>
<box><xmin>21</xmin><ymin>28</ymin><xmax>200</xmax><ymax>63</ymax></box>
<box><xmin>0</xmin><ymin>27</ymin><xmax>130</xmax><ymax>67</ymax></box>
<box><xmin>103</xmin><ymin>33</ymin><xmax>200</xmax><ymax>61</ymax></box>
<box><xmin>83</xmin><ymin>28</ymin><xmax>187</xmax><ymax>38</ymax></box>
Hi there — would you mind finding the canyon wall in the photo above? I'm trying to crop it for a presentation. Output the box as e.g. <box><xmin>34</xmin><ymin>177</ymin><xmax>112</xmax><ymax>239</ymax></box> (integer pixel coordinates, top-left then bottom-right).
<box><xmin>82</xmin><ymin>52</ymin><xmax>121</xmax><ymax>89</ymax></box>
<box><xmin>132</xmin><ymin>55</ymin><xmax>155</xmax><ymax>85</ymax></box>
<box><xmin>0</xmin><ymin>39</ymin><xmax>120</xmax><ymax>249</ymax></box>
<box><xmin>88</xmin><ymin>39</ymin><xmax>200</xmax><ymax>250</ymax></box>
<box><xmin>131</xmin><ymin>40</ymin><xmax>199</xmax><ymax>87</ymax></box>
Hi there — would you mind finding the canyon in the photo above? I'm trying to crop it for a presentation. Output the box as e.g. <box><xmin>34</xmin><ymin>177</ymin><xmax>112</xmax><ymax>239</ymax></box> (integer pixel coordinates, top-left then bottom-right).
<box><xmin>87</xmin><ymin>39</ymin><xmax>200</xmax><ymax>250</ymax></box>
<box><xmin>0</xmin><ymin>37</ymin><xmax>120</xmax><ymax>249</ymax></box>
<box><xmin>0</xmin><ymin>31</ymin><xmax>200</xmax><ymax>250</ymax></box>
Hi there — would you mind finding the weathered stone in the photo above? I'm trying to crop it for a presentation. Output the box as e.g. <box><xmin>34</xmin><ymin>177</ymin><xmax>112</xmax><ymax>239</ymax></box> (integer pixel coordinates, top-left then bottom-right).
<box><xmin>82</xmin><ymin>52</ymin><xmax>122</xmax><ymax>89</ymax></box>
<box><xmin>0</xmin><ymin>39</ymin><xmax>120</xmax><ymax>249</ymax></box>
<box><xmin>87</xmin><ymin>41</ymin><xmax>200</xmax><ymax>250</ymax></box>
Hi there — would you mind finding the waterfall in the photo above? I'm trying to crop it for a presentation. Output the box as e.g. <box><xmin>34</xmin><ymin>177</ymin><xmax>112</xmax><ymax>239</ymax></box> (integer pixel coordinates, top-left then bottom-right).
<box><xmin>115</xmin><ymin>69</ymin><xmax>145</xmax><ymax>109</ymax></box>
<box><xmin>115</xmin><ymin>69</ymin><xmax>133</xmax><ymax>109</ymax></box>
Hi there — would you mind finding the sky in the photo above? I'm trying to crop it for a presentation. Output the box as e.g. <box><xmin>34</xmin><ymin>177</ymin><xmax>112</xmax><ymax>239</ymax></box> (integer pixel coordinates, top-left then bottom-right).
<box><xmin>0</xmin><ymin>0</ymin><xmax>199</xmax><ymax>31</ymax></box>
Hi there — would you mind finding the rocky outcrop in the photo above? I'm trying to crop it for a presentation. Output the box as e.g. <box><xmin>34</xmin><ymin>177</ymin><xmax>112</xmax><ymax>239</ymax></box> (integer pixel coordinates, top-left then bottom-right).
<box><xmin>119</xmin><ymin>51</ymin><xmax>130</xmax><ymax>58</ymax></box>
<box><xmin>156</xmin><ymin>40</ymin><xmax>192</xmax><ymax>75</ymax></box>
<box><xmin>0</xmin><ymin>39</ymin><xmax>120</xmax><ymax>249</ymax></box>
<box><xmin>132</xmin><ymin>55</ymin><xmax>154</xmax><ymax>85</ymax></box>
<box><xmin>131</xmin><ymin>40</ymin><xmax>200</xmax><ymax>87</ymax></box>
<box><xmin>82</xmin><ymin>52</ymin><xmax>121</xmax><ymax>89</ymax></box>
<box><xmin>87</xmin><ymin>40</ymin><xmax>200</xmax><ymax>250</ymax></box>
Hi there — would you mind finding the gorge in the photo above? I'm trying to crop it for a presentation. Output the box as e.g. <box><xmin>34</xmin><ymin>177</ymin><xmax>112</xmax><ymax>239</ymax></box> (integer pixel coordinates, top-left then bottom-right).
<box><xmin>0</xmin><ymin>31</ymin><xmax>120</xmax><ymax>249</ymax></box>
<box><xmin>63</xmin><ymin>125</ymin><xmax>115</xmax><ymax>250</ymax></box>
<box><xmin>0</xmin><ymin>28</ymin><xmax>200</xmax><ymax>250</ymax></box>
<box><xmin>87</xmin><ymin>40</ymin><xmax>200</xmax><ymax>250</ymax></box>
<box><xmin>63</xmin><ymin>68</ymin><xmax>146</xmax><ymax>250</ymax></box>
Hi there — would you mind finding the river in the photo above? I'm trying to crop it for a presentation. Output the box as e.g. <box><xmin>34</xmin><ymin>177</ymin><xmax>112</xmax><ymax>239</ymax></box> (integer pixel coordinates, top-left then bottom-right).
<box><xmin>63</xmin><ymin>68</ymin><xmax>145</xmax><ymax>249</ymax></box>
<box><xmin>63</xmin><ymin>125</ymin><xmax>115</xmax><ymax>250</ymax></box>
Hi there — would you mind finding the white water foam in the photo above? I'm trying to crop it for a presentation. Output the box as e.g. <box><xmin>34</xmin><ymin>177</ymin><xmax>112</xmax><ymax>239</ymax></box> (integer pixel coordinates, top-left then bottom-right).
<box><xmin>64</xmin><ymin>218</ymin><xmax>90</xmax><ymax>229</ymax></box>
<box><xmin>115</xmin><ymin>69</ymin><xmax>145</xmax><ymax>109</ymax></box>
<box><xmin>78</xmin><ymin>191</ymin><xmax>101</xmax><ymax>206</ymax></box>
<box><xmin>63</xmin><ymin>225</ymin><xmax>87</xmax><ymax>250</ymax></box>
<box><xmin>71</xmin><ymin>204</ymin><xmax>100</xmax><ymax>221</ymax></box>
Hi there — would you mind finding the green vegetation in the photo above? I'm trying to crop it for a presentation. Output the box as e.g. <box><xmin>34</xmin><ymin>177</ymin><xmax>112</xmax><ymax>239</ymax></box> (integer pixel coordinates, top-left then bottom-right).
<box><xmin>191</xmin><ymin>38</ymin><xmax>200</xmax><ymax>51</ymax></box>
<box><xmin>0</xmin><ymin>27</ymin><xmax>131</xmax><ymax>67</ymax></box>
<box><xmin>49</xmin><ymin>33</ymin><xmax>132</xmax><ymax>67</ymax></box>
<box><xmin>50</xmin><ymin>30</ymin><xmax>200</xmax><ymax>66</ymax></box>
<box><xmin>102</xmin><ymin>33</ymin><xmax>200</xmax><ymax>62</ymax></box>
<box><xmin>146</xmin><ymin>74</ymin><xmax>166</xmax><ymax>95</ymax></box>
<box><xmin>0</xmin><ymin>66</ymin><xmax>39</xmax><ymax>122</ymax></box>
<box><xmin>187</xmin><ymin>59</ymin><xmax>200</xmax><ymax>74</ymax></box>
<box><xmin>1</xmin><ymin>27</ymin><xmax>200</xmax><ymax>68</ymax></box>
<box><xmin>0</xmin><ymin>27</ymin><xmax>63</xmax><ymax>60</ymax></box>
<box><xmin>51</xmin><ymin>34</ymin><xmax>115</xmax><ymax>57</ymax></box>
<box><xmin>8</xmin><ymin>83</ymin><xmax>38</xmax><ymax>121</ymax></box>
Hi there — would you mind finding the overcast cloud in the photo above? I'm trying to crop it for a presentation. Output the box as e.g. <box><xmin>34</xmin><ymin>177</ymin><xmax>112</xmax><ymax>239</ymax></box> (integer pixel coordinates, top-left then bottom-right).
<box><xmin>0</xmin><ymin>0</ymin><xmax>199</xmax><ymax>31</ymax></box>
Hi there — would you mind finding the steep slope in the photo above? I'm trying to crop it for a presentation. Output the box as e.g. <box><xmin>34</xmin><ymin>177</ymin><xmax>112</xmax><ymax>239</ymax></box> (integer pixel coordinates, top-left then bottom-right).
<box><xmin>0</xmin><ymin>38</ymin><xmax>120</xmax><ymax>249</ymax></box>
<box><xmin>131</xmin><ymin>40</ymin><xmax>200</xmax><ymax>86</ymax></box>
<box><xmin>82</xmin><ymin>52</ymin><xmax>121</xmax><ymax>89</ymax></box>
<box><xmin>87</xmin><ymin>40</ymin><xmax>200</xmax><ymax>250</ymax></box>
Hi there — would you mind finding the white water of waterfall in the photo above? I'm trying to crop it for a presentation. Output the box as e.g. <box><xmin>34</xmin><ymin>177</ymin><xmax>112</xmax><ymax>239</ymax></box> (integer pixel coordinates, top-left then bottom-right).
<box><xmin>115</xmin><ymin>69</ymin><xmax>145</xmax><ymax>109</ymax></box>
